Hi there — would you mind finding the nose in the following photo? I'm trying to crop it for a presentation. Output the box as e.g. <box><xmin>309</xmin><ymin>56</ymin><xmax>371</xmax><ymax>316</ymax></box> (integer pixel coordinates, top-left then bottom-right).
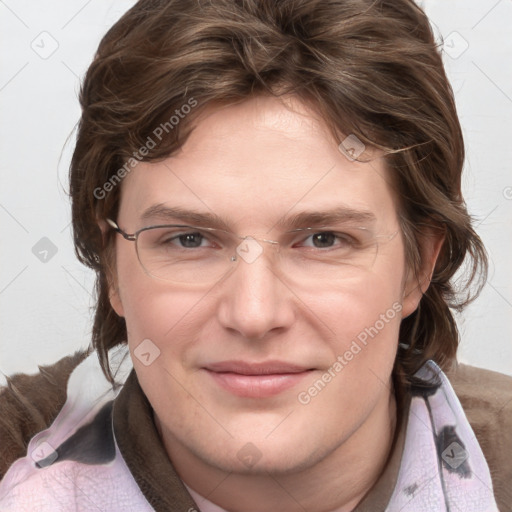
<box><xmin>216</xmin><ymin>245</ymin><xmax>295</xmax><ymax>341</ymax></box>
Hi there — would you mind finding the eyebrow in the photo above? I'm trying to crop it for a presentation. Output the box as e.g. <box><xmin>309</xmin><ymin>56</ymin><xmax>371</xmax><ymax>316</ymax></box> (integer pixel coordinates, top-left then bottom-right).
<box><xmin>140</xmin><ymin>204</ymin><xmax>377</xmax><ymax>231</ymax></box>
<box><xmin>279</xmin><ymin>207</ymin><xmax>377</xmax><ymax>231</ymax></box>
<box><xmin>140</xmin><ymin>204</ymin><xmax>232</xmax><ymax>230</ymax></box>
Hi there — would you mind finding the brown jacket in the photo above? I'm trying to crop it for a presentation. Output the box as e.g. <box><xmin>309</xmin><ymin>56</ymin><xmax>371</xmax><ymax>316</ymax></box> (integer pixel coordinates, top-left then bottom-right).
<box><xmin>1</xmin><ymin>351</ymin><xmax>511</xmax><ymax>511</ymax></box>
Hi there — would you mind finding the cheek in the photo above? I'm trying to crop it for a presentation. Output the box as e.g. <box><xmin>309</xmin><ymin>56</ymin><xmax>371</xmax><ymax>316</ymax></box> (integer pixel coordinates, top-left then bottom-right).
<box><xmin>121</xmin><ymin>285</ymin><xmax>209</xmax><ymax>353</ymax></box>
<box><xmin>118</xmin><ymin>279</ymin><xmax>215</xmax><ymax>419</ymax></box>
<box><xmin>296</xmin><ymin>273</ymin><xmax>403</xmax><ymax>417</ymax></box>
<box><xmin>310</xmin><ymin>254</ymin><xmax>406</xmax><ymax>382</ymax></box>
<box><xmin>303</xmin><ymin>265</ymin><xmax>404</xmax><ymax>342</ymax></box>
<box><xmin>115</xmin><ymin>245</ymin><xmax>208</xmax><ymax>358</ymax></box>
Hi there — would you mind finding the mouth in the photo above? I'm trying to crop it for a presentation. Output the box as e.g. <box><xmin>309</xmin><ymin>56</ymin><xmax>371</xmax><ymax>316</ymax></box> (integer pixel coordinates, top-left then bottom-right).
<box><xmin>202</xmin><ymin>361</ymin><xmax>315</xmax><ymax>398</ymax></box>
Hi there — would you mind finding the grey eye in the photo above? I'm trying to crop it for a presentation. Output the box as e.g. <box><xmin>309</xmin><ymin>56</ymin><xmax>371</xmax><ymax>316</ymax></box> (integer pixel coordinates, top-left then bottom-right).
<box><xmin>311</xmin><ymin>232</ymin><xmax>336</xmax><ymax>248</ymax></box>
<box><xmin>176</xmin><ymin>232</ymin><xmax>204</xmax><ymax>248</ymax></box>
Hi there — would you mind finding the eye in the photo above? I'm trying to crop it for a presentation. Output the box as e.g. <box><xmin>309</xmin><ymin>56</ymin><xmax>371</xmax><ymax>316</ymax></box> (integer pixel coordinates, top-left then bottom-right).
<box><xmin>174</xmin><ymin>232</ymin><xmax>206</xmax><ymax>248</ymax></box>
<box><xmin>152</xmin><ymin>228</ymin><xmax>216</xmax><ymax>249</ymax></box>
<box><xmin>310</xmin><ymin>232</ymin><xmax>336</xmax><ymax>248</ymax></box>
<box><xmin>298</xmin><ymin>231</ymin><xmax>355</xmax><ymax>249</ymax></box>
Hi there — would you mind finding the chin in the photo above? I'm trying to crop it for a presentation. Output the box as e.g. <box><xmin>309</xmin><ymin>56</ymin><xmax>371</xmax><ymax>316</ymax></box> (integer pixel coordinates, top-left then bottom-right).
<box><xmin>191</xmin><ymin>431</ymin><xmax>337</xmax><ymax>476</ymax></box>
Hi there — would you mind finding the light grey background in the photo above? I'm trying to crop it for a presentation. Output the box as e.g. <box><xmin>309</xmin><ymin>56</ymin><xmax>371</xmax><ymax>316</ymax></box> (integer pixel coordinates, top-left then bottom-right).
<box><xmin>0</xmin><ymin>0</ymin><xmax>511</xmax><ymax>387</ymax></box>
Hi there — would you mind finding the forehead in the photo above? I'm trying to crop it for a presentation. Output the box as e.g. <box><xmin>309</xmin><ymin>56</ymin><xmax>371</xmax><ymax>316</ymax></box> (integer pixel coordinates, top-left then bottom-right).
<box><xmin>118</xmin><ymin>95</ymin><xmax>399</xmax><ymax>231</ymax></box>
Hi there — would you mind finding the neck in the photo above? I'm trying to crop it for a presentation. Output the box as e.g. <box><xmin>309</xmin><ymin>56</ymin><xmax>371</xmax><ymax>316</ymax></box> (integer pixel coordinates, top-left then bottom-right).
<box><xmin>155</xmin><ymin>389</ymin><xmax>397</xmax><ymax>512</ymax></box>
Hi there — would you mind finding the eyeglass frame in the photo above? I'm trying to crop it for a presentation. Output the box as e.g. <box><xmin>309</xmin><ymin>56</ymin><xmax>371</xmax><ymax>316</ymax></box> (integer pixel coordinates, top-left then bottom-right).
<box><xmin>106</xmin><ymin>218</ymin><xmax>400</xmax><ymax>282</ymax></box>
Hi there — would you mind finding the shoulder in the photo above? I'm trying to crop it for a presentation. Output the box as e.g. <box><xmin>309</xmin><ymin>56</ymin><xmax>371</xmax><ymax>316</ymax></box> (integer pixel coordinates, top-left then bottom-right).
<box><xmin>0</xmin><ymin>460</ymin><xmax>85</xmax><ymax>511</ymax></box>
<box><xmin>0</xmin><ymin>363</ymin><xmax>152</xmax><ymax>512</ymax></box>
<box><xmin>446</xmin><ymin>363</ymin><xmax>512</xmax><ymax>512</ymax></box>
<box><xmin>447</xmin><ymin>363</ymin><xmax>512</xmax><ymax>430</ymax></box>
<box><xmin>0</xmin><ymin>349</ymin><xmax>89</xmax><ymax>480</ymax></box>
<box><xmin>0</xmin><ymin>457</ymin><xmax>153</xmax><ymax>512</ymax></box>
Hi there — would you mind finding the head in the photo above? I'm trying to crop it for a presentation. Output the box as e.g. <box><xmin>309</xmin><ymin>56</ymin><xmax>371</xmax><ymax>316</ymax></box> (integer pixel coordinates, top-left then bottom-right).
<box><xmin>70</xmin><ymin>0</ymin><xmax>487</xmax><ymax>475</ymax></box>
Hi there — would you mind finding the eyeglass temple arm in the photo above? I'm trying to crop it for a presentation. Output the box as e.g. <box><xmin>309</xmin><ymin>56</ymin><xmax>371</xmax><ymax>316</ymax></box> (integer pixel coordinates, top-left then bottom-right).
<box><xmin>106</xmin><ymin>218</ymin><xmax>136</xmax><ymax>241</ymax></box>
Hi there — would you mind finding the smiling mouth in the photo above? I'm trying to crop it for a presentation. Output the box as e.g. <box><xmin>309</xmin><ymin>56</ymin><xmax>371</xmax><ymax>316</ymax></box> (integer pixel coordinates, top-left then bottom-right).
<box><xmin>203</xmin><ymin>361</ymin><xmax>315</xmax><ymax>398</ymax></box>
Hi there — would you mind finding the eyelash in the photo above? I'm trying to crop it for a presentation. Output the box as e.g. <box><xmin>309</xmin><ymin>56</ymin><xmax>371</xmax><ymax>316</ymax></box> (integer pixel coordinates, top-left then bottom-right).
<box><xmin>294</xmin><ymin>232</ymin><xmax>357</xmax><ymax>249</ymax></box>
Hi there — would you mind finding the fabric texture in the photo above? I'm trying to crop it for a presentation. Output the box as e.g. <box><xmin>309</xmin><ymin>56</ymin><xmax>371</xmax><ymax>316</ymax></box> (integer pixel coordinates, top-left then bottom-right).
<box><xmin>0</xmin><ymin>349</ymin><xmax>89</xmax><ymax>479</ymax></box>
<box><xmin>0</xmin><ymin>345</ymin><xmax>507</xmax><ymax>511</ymax></box>
<box><xmin>446</xmin><ymin>363</ymin><xmax>512</xmax><ymax>511</ymax></box>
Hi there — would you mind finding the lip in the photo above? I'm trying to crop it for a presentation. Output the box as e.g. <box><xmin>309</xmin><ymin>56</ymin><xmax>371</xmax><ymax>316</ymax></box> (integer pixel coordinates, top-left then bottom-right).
<box><xmin>203</xmin><ymin>360</ymin><xmax>314</xmax><ymax>398</ymax></box>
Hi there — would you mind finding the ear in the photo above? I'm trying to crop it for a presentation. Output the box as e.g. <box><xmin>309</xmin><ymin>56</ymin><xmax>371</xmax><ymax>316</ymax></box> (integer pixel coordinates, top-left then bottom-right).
<box><xmin>98</xmin><ymin>219</ymin><xmax>125</xmax><ymax>318</ymax></box>
<box><xmin>401</xmin><ymin>228</ymin><xmax>445</xmax><ymax>318</ymax></box>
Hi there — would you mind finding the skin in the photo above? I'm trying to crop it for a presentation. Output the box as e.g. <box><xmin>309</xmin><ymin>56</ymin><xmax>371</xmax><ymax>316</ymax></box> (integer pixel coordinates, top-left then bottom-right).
<box><xmin>109</xmin><ymin>95</ymin><xmax>442</xmax><ymax>511</ymax></box>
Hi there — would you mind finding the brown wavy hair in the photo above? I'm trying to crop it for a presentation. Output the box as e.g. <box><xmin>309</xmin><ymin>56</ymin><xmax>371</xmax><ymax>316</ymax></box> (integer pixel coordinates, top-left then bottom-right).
<box><xmin>70</xmin><ymin>0</ymin><xmax>487</xmax><ymax>386</ymax></box>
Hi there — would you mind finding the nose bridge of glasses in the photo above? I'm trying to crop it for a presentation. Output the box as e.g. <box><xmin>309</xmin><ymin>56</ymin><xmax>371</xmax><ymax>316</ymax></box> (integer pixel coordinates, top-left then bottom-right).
<box><xmin>233</xmin><ymin>231</ymin><xmax>279</xmax><ymax>244</ymax></box>
<box><xmin>230</xmin><ymin>233</ymin><xmax>281</xmax><ymax>266</ymax></box>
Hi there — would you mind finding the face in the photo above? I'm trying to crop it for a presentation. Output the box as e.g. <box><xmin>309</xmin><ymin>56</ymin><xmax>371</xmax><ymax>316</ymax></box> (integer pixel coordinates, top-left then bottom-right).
<box><xmin>110</xmin><ymin>95</ymin><xmax>425</xmax><ymax>475</ymax></box>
